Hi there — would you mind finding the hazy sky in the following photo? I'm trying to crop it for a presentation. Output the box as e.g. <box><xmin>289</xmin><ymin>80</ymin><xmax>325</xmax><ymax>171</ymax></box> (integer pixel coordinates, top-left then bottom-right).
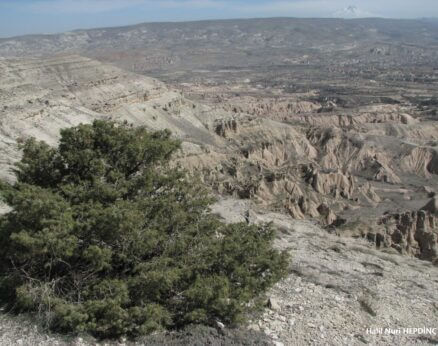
<box><xmin>1</xmin><ymin>0</ymin><xmax>437</xmax><ymax>38</ymax></box>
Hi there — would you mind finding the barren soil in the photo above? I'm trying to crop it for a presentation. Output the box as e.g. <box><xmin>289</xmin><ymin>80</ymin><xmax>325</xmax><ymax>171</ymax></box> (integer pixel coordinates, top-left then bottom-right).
<box><xmin>0</xmin><ymin>17</ymin><xmax>437</xmax><ymax>345</ymax></box>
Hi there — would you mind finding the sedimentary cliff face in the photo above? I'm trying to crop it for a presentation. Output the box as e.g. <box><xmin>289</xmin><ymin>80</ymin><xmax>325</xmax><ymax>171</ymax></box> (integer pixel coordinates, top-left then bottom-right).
<box><xmin>0</xmin><ymin>54</ymin><xmax>437</xmax><ymax>264</ymax></box>
<box><xmin>0</xmin><ymin>56</ymin><xmax>160</xmax><ymax>180</ymax></box>
<box><xmin>369</xmin><ymin>198</ymin><xmax>438</xmax><ymax>263</ymax></box>
<box><xmin>0</xmin><ymin>55</ymin><xmax>223</xmax><ymax>182</ymax></box>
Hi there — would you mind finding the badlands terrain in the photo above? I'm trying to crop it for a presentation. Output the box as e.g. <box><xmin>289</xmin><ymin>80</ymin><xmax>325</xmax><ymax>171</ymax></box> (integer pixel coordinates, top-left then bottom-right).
<box><xmin>0</xmin><ymin>18</ymin><xmax>438</xmax><ymax>345</ymax></box>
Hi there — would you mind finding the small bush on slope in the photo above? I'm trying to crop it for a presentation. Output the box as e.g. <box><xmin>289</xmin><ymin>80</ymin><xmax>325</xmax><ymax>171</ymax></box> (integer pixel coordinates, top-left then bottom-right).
<box><xmin>0</xmin><ymin>120</ymin><xmax>289</xmax><ymax>339</ymax></box>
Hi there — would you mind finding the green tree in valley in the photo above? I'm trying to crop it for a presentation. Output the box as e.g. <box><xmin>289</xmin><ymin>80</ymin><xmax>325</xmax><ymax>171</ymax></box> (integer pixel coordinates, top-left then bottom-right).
<box><xmin>0</xmin><ymin>120</ymin><xmax>289</xmax><ymax>338</ymax></box>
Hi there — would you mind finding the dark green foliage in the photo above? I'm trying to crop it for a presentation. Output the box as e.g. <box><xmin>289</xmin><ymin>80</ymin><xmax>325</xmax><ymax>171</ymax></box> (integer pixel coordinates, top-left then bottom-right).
<box><xmin>139</xmin><ymin>324</ymin><xmax>273</xmax><ymax>346</ymax></box>
<box><xmin>0</xmin><ymin>120</ymin><xmax>289</xmax><ymax>339</ymax></box>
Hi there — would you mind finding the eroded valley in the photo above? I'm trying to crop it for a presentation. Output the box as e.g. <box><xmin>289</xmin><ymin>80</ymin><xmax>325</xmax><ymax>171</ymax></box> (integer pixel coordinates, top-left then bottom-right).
<box><xmin>0</xmin><ymin>17</ymin><xmax>437</xmax><ymax>345</ymax></box>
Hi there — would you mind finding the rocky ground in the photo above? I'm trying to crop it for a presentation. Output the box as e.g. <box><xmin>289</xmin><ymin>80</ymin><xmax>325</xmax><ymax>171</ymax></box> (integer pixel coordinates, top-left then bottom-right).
<box><xmin>2</xmin><ymin>199</ymin><xmax>437</xmax><ymax>346</ymax></box>
<box><xmin>1</xmin><ymin>21</ymin><xmax>437</xmax><ymax>265</ymax></box>
<box><xmin>212</xmin><ymin>199</ymin><xmax>438</xmax><ymax>346</ymax></box>
<box><xmin>0</xmin><ymin>17</ymin><xmax>438</xmax><ymax>345</ymax></box>
<box><xmin>0</xmin><ymin>314</ymin><xmax>271</xmax><ymax>346</ymax></box>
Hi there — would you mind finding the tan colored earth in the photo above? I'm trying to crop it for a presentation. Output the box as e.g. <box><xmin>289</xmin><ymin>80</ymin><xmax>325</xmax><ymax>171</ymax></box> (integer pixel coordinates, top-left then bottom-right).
<box><xmin>0</xmin><ymin>17</ymin><xmax>437</xmax><ymax>345</ymax></box>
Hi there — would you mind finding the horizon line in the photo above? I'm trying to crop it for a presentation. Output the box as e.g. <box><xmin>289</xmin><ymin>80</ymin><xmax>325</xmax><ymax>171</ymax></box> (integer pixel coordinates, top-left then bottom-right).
<box><xmin>1</xmin><ymin>15</ymin><xmax>437</xmax><ymax>40</ymax></box>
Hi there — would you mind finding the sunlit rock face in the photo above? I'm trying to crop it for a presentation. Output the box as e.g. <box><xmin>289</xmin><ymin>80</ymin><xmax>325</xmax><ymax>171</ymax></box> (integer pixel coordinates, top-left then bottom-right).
<box><xmin>1</xmin><ymin>18</ymin><xmax>438</xmax><ymax>265</ymax></box>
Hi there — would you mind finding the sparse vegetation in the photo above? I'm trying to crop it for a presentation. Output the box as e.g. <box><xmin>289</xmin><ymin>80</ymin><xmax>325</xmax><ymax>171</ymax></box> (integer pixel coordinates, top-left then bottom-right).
<box><xmin>0</xmin><ymin>120</ymin><xmax>289</xmax><ymax>339</ymax></box>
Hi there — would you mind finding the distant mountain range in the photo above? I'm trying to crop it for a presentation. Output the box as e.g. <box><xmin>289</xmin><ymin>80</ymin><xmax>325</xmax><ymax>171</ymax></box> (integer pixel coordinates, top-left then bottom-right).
<box><xmin>333</xmin><ymin>5</ymin><xmax>377</xmax><ymax>18</ymax></box>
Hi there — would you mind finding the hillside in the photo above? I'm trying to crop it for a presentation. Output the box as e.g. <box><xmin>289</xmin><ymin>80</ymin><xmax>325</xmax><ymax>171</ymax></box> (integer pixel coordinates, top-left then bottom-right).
<box><xmin>0</xmin><ymin>17</ymin><xmax>437</xmax><ymax>345</ymax></box>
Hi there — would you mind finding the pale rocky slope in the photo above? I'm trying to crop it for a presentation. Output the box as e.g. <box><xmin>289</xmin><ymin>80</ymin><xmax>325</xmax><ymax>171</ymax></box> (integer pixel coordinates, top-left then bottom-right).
<box><xmin>1</xmin><ymin>199</ymin><xmax>436</xmax><ymax>346</ymax></box>
<box><xmin>0</xmin><ymin>55</ymin><xmax>437</xmax><ymax>264</ymax></box>
<box><xmin>0</xmin><ymin>54</ymin><xmax>437</xmax><ymax>345</ymax></box>
<box><xmin>0</xmin><ymin>55</ymin><xmax>225</xmax><ymax>182</ymax></box>
<box><xmin>212</xmin><ymin>198</ymin><xmax>438</xmax><ymax>346</ymax></box>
